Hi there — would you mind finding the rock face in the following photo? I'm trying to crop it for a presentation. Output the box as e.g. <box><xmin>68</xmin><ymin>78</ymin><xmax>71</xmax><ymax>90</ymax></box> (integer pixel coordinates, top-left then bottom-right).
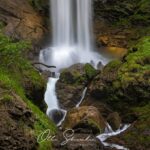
<box><xmin>107</xmin><ymin>104</ymin><xmax>150</xmax><ymax>150</ymax></box>
<box><xmin>63</xmin><ymin>106</ymin><xmax>106</xmax><ymax>134</ymax></box>
<box><xmin>93</xmin><ymin>0</ymin><xmax>150</xmax><ymax>59</ymax></box>
<box><xmin>22</xmin><ymin>67</ymin><xmax>47</xmax><ymax>113</ymax></box>
<box><xmin>87</xmin><ymin>37</ymin><xmax>150</xmax><ymax>116</ymax></box>
<box><xmin>0</xmin><ymin>0</ymin><xmax>46</xmax><ymax>44</ymax></box>
<box><xmin>82</xmin><ymin>37</ymin><xmax>150</xmax><ymax>150</ymax></box>
<box><xmin>94</xmin><ymin>0</ymin><xmax>150</xmax><ymax>26</ymax></box>
<box><xmin>56</xmin><ymin>63</ymin><xmax>97</xmax><ymax>109</ymax></box>
<box><xmin>0</xmin><ymin>92</ymin><xmax>37</xmax><ymax>149</ymax></box>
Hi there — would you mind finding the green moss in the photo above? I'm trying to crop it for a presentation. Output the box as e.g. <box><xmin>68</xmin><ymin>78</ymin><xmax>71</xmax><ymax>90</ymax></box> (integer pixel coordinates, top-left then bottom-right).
<box><xmin>84</xmin><ymin>63</ymin><xmax>97</xmax><ymax>80</ymax></box>
<box><xmin>93</xmin><ymin>36</ymin><xmax>150</xmax><ymax>114</ymax></box>
<box><xmin>0</xmin><ymin>32</ymin><xmax>56</xmax><ymax>149</ymax></box>
<box><xmin>122</xmin><ymin>104</ymin><xmax>150</xmax><ymax>149</ymax></box>
<box><xmin>60</xmin><ymin>63</ymin><xmax>97</xmax><ymax>85</ymax></box>
<box><xmin>27</xmin><ymin>101</ymin><xmax>56</xmax><ymax>150</ymax></box>
<box><xmin>88</xmin><ymin>119</ymin><xmax>104</xmax><ymax>134</ymax></box>
<box><xmin>0</xmin><ymin>94</ymin><xmax>13</xmax><ymax>104</ymax></box>
<box><xmin>104</xmin><ymin>60</ymin><xmax>122</xmax><ymax>72</ymax></box>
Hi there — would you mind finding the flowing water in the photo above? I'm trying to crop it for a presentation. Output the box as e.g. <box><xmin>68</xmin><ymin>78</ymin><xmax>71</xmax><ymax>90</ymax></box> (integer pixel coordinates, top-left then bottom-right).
<box><xmin>40</xmin><ymin>0</ymin><xmax>108</xmax><ymax>71</ymax></box>
<box><xmin>39</xmin><ymin>0</ymin><xmax>129</xmax><ymax>149</ymax></box>
<box><xmin>97</xmin><ymin>124</ymin><xmax>130</xmax><ymax>150</ymax></box>
<box><xmin>39</xmin><ymin>0</ymin><xmax>108</xmax><ymax>122</ymax></box>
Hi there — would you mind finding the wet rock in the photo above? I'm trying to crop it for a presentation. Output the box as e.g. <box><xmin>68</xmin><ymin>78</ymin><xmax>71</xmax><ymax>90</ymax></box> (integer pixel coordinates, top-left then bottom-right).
<box><xmin>63</xmin><ymin>106</ymin><xmax>106</xmax><ymax>134</ymax></box>
<box><xmin>97</xmin><ymin>61</ymin><xmax>104</xmax><ymax>70</ymax></box>
<box><xmin>98</xmin><ymin>35</ymin><xmax>127</xmax><ymax>48</ymax></box>
<box><xmin>48</xmin><ymin>109</ymin><xmax>65</xmax><ymax>125</ymax></box>
<box><xmin>56</xmin><ymin>63</ymin><xmax>97</xmax><ymax>109</ymax></box>
<box><xmin>105</xmin><ymin>47</ymin><xmax>127</xmax><ymax>58</ymax></box>
<box><xmin>107</xmin><ymin>112</ymin><xmax>121</xmax><ymax>131</ymax></box>
<box><xmin>22</xmin><ymin>67</ymin><xmax>47</xmax><ymax>113</ymax></box>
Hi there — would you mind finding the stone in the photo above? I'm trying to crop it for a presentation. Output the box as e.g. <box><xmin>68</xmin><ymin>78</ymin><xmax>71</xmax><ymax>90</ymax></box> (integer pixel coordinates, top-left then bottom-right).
<box><xmin>48</xmin><ymin>109</ymin><xmax>65</xmax><ymax>125</ymax></box>
<box><xmin>56</xmin><ymin>63</ymin><xmax>97</xmax><ymax>110</ymax></box>
<box><xmin>107</xmin><ymin>112</ymin><xmax>121</xmax><ymax>131</ymax></box>
<box><xmin>63</xmin><ymin>106</ymin><xmax>106</xmax><ymax>134</ymax></box>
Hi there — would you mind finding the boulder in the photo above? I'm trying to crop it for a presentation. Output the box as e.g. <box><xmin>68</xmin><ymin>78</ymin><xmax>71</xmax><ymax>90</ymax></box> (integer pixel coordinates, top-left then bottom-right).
<box><xmin>56</xmin><ymin>63</ymin><xmax>97</xmax><ymax>109</ymax></box>
<box><xmin>107</xmin><ymin>112</ymin><xmax>121</xmax><ymax>131</ymax></box>
<box><xmin>63</xmin><ymin>106</ymin><xmax>106</xmax><ymax>134</ymax></box>
<box><xmin>48</xmin><ymin>109</ymin><xmax>65</xmax><ymax>125</ymax></box>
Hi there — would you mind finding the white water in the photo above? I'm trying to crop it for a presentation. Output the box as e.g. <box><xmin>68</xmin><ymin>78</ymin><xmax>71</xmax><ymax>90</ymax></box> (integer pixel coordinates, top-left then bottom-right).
<box><xmin>97</xmin><ymin>124</ymin><xmax>130</xmax><ymax>150</ymax></box>
<box><xmin>76</xmin><ymin>87</ymin><xmax>87</xmax><ymax>107</ymax></box>
<box><xmin>40</xmin><ymin>1</ymin><xmax>131</xmax><ymax>149</ymax></box>
<box><xmin>45</xmin><ymin>78</ymin><xmax>59</xmax><ymax>114</ymax></box>
<box><xmin>40</xmin><ymin>0</ymin><xmax>108</xmax><ymax>123</ymax></box>
<box><xmin>40</xmin><ymin>0</ymin><xmax>108</xmax><ymax>72</ymax></box>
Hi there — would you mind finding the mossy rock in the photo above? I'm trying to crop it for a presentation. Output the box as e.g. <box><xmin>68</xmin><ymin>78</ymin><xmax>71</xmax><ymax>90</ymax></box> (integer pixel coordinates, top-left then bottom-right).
<box><xmin>114</xmin><ymin>104</ymin><xmax>150</xmax><ymax>150</ymax></box>
<box><xmin>60</xmin><ymin>63</ymin><xmax>97</xmax><ymax>85</ymax></box>
<box><xmin>89</xmin><ymin>36</ymin><xmax>150</xmax><ymax>116</ymax></box>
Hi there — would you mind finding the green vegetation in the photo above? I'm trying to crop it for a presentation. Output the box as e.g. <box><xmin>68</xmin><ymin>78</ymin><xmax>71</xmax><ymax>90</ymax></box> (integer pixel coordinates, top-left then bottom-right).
<box><xmin>60</xmin><ymin>63</ymin><xmax>97</xmax><ymax>85</ymax></box>
<box><xmin>0</xmin><ymin>30</ymin><xmax>56</xmax><ymax>149</ymax></box>
<box><xmin>111</xmin><ymin>0</ymin><xmax>150</xmax><ymax>27</ymax></box>
<box><xmin>84</xmin><ymin>63</ymin><xmax>97</xmax><ymax>80</ymax></box>
<box><xmin>92</xmin><ymin>36</ymin><xmax>150</xmax><ymax>114</ymax></box>
<box><xmin>122</xmin><ymin>103</ymin><xmax>150</xmax><ymax>149</ymax></box>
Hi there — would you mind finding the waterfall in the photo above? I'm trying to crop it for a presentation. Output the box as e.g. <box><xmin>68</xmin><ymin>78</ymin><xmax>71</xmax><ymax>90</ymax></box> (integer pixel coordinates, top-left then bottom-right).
<box><xmin>77</xmin><ymin>0</ymin><xmax>92</xmax><ymax>51</ymax></box>
<box><xmin>40</xmin><ymin>0</ymin><xmax>108</xmax><ymax>71</ymax></box>
<box><xmin>39</xmin><ymin>0</ymin><xmax>108</xmax><ymax>125</ymax></box>
<box><xmin>50</xmin><ymin>0</ymin><xmax>73</xmax><ymax>46</ymax></box>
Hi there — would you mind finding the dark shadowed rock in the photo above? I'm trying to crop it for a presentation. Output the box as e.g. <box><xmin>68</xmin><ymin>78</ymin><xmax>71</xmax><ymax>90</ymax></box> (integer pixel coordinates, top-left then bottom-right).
<box><xmin>48</xmin><ymin>109</ymin><xmax>65</xmax><ymax>125</ymax></box>
<box><xmin>107</xmin><ymin>112</ymin><xmax>121</xmax><ymax>131</ymax></box>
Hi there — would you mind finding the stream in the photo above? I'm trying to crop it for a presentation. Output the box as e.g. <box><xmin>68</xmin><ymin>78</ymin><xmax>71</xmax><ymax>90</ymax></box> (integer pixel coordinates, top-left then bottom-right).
<box><xmin>39</xmin><ymin>0</ymin><xmax>130</xmax><ymax>149</ymax></box>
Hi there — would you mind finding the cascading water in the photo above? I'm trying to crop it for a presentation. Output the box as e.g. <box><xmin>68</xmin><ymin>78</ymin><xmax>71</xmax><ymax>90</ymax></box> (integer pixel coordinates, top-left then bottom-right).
<box><xmin>39</xmin><ymin>0</ymin><xmax>108</xmax><ymax>125</ymax></box>
<box><xmin>39</xmin><ymin>1</ymin><xmax>130</xmax><ymax>149</ymax></box>
<box><xmin>40</xmin><ymin>0</ymin><xmax>108</xmax><ymax>71</ymax></box>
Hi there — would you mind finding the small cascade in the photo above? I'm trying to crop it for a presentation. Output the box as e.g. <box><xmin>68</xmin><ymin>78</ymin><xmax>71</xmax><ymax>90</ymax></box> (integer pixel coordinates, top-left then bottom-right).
<box><xmin>97</xmin><ymin>124</ymin><xmax>130</xmax><ymax>150</ymax></box>
<box><xmin>76</xmin><ymin>87</ymin><xmax>87</xmax><ymax>107</ymax></box>
<box><xmin>45</xmin><ymin>78</ymin><xmax>59</xmax><ymax>113</ymax></box>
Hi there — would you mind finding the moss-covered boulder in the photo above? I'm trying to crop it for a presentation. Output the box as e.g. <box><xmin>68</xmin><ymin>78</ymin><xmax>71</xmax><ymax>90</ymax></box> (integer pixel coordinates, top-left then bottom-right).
<box><xmin>56</xmin><ymin>63</ymin><xmax>97</xmax><ymax>109</ymax></box>
<box><xmin>88</xmin><ymin>36</ymin><xmax>150</xmax><ymax>117</ymax></box>
<box><xmin>107</xmin><ymin>103</ymin><xmax>150</xmax><ymax>150</ymax></box>
<box><xmin>59</xmin><ymin>63</ymin><xmax>97</xmax><ymax>85</ymax></box>
<box><xmin>63</xmin><ymin>106</ymin><xmax>106</xmax><ymax>135</ymax></box>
